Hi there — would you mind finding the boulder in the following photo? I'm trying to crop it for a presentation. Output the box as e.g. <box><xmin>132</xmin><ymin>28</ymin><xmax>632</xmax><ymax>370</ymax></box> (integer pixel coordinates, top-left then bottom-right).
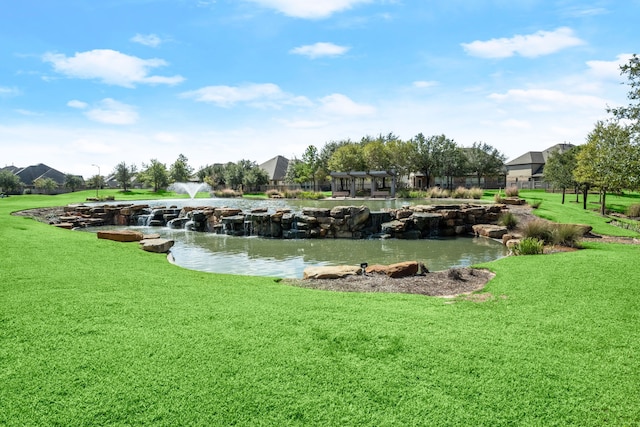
<box><xmin>139</xmin><ymin>238</ymin><xmax>174</xmax><ymax>253</ymax></box>
<box><xmin>385</xmin><ymin>261</ymin><xmax>428</xmax><ymax>278</ymax></box>
<box><xmin>97</xmin><ymin>229</ymin><xmax>144</xmax><ymax>242</ymax></box>
<box><xmin>472</xmin><ymin>224</ymin><xmax>508</xmax><ymax>239</ymax></box>
<box><xmin>303</xmin><ymin>265</ymin><xmax>361</xmax><ymax>279</ymax></box>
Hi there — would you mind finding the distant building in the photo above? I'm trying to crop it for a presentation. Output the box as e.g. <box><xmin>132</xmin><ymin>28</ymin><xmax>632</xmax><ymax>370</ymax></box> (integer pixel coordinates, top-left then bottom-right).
<box><xmin>259</xmin><ymin>155</ymin><xmax>289</xmax><ymax>187</ymax></box>
<box><xmin>1</xmin><ymin>163</ymin><xmax>83</xmax><ymax>194</ymax></box>
<box><xmin>505</xmin><ymin>143</ymin><xmax>575</xmax><ymax>189</ymax></box>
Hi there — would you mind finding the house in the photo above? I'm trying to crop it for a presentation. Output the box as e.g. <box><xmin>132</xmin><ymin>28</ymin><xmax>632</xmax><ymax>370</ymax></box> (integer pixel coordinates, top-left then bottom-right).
<box><xmin>505</xmin><ymin>143</ymin><xmax>575</xmax><ymax>189</ymax></box>
<box><xmin>259</xmin><ymin>155</ymin><xmax>289</xmax><ymax>187</ymax></box>
<box><xmin>1</xmin><ymin>163</ymin><xmax>82</xmax><ymax>194</ymax></box>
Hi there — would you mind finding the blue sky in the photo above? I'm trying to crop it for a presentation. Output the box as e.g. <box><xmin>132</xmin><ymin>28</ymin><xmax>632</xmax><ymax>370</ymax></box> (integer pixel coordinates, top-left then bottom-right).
<box><xmin>1</xmin><ymin>0</ymin><xmax>638</xmax><ymax>179</ymax></box>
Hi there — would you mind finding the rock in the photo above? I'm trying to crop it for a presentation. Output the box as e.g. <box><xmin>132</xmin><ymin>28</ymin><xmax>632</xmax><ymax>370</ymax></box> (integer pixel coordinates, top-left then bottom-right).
<box><xmin>139</xmin><ymin>238</ymin><xmax>174</xmax><ymax>253</ymax></box>
<box><xmin>385</xmin><ymin>261</ymin><xmax>427</xmax><ymax>278</ymax></box>
<box><xmin>502</xmin><ymin>197</ymin><xmax>526</xmax><ymax>205</ymax></box>
<box><xmin>347</xmin><ymin>206</ymin><xmax>370</xmax><ymax>228</ymax></box>
<box><xmin>472</xmin><ymin>224</ymin><xmax>508</xmax><ymax>239</ymax></box>
<box><xmin>97</xmin><ymin>229</ymin><xmax>144</xmax><ymax>242</ymax></box>
<box><xmin>302</xmin><ymin>207</ymin><xmax>330</xmax><ymax>218</ymax></box>
<box><xmin>381</xmin><ymin>220</ymin><xmax>407</xmax><ymax>234</ymax></box>
<box><xmin>303</xmin><ymin>265</ymin><xmax>361</xmax><ymax>279</ymax></box>
<box><xmin>365</xmin><ymin>264</ymin><xmax>390</xmax><ymax>275</ymax></box>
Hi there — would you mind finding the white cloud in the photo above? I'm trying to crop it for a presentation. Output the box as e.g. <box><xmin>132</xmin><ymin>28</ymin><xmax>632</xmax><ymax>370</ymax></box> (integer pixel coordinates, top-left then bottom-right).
<box><xmin>290</xmin><ymin>42</ymin><xmax>350</xmax><ymax>58</ymax></box>
<box><xmin>181</xmin><ymin>83</ymin><xmax>312</xmax><ymax>108</ymax></box>
<box><xmin>131</xmin><ymin>33</ymin><xmax>163</xmax><ymax>47</ymax></box>
<box><xmin>42</xmin><ymin>49</ymin><xmax>185</xmax><ymax>88</ymax></box>
<box><xmin>279</xmin><ymin>119</ymin><xmax>328</xmax><ymax>129</ymax></box>
<box><xmin>244</xmin><ymin>0</ymin><xmax>371</xmax><ymax>18</ymax></box>
<box><xmin>319</xmin><ymin>93</ymin><xmax>375</xmax><ymax>116</ymax></box>
<box><xmin>15</xmin><ymin>109</ymin><xmax>41</xmax><ymax>116</ymax></box>
<box><xmin>84</xmin><ymin>98</ymin><xmax>139</xmax><ymax>125</ymax></box>
<box><xmin>462</xmin><ymin>27</ymin><xmax>585</xmax><ymax>58</ymax></box>
<box><xmin>488</xmin><ymin>88</ymin><xmax>607</xmax><ymax>112</ymax></box>
<box><xmin>586</xmin><ymin>53</ymin><xmax>634</xmax><ymax>80</ymax></box>
<box><xmin>413</xmin><ymin>81</ymin><xmax>438</xmax><ymax>88</ymax></box>
<box><xmin>71</xmin><ymin>138</ymin><xmax>117</xmax><ymax>155</ymax></box>
<box><xmin>67</xmin><ymin>100</ymin><xmax>88</xmax><ymax>109</ymax></box>
<box><xmin>0</xmin><ymin>86</ymin><xmax>20</xmax><ymax>96</ymax></box>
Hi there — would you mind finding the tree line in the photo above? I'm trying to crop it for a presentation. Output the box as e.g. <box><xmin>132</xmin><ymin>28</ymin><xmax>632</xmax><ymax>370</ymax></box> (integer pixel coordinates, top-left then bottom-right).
<box><xmin>543</xmin><ymin>54</ymin><xmax>640</xmax><ymax>214</ymax></box>
<box><xmin>284</xmin><ymin>134</ymin><xmax>506</xmax><ymax>191</ymax></box>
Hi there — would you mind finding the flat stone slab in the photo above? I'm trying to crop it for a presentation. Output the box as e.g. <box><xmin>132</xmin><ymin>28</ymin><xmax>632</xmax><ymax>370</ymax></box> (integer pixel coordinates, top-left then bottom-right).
<box><xmin>139</xmin><ymin>238</ymin><xmax>174</xmax><ymax>253</ymax></box>
<box><xmin>97</xmin><ymin>229</ymin><xmax>144</xmax><ymax>242</ymax></box>
<box><xmin>472</xmin><ymin>224</ymin><xmax>508</xmax><ymax>239</ymax></box>
<box><xmin>303</xmin><ymin>265</ymin><xmax>361</xmax><ymax>280</ymax></box>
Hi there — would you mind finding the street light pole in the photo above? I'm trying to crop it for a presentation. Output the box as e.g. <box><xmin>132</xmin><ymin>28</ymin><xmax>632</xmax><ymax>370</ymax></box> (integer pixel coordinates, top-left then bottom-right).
<box><xmin>91</xmin><ymin>164</ymin><xmax>100</xmax><ymax>199</ymax></box>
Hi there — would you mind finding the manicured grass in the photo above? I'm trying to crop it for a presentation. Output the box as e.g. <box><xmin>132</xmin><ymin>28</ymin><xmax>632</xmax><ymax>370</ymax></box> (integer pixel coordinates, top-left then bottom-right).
<box><xmin>485</xmin><ymin>190</ymin><xmax>640</xmax><ymax>237</ymax></box>
<box><xmin>1</xmin><ymin>193</ymin><xmax>639</xmax><ymax>425</ymax></box>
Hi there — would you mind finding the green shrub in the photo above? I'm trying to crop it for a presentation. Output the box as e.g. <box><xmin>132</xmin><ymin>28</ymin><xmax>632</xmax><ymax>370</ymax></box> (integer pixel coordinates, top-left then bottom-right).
<box><xmin>552</xmin><ymin>224</ymin><xmax>583</xmax><ymax>248</ymax></box>
<box><xmin>512</xmin><ymin>237</ymin><xmax>544</xmax><ymax>255</ymax></box>
<box><xmin>627</xmin><ymin>203</ymin><xmax>640</xmax><ymax>217</ymax></box>
<box><xmin>530</xmin><ymin>200</ymin><xmax>542</xmax><ymax>209</ymax></box>
<box><xmin>505</xmin><ymin>185</ymin><xmax>519</xmax><ymax>197</ymax></box>
<box><xmin>499</xmin><ymin>211</ymin><xmax>518</xmax><ymax>230</ymax></box>
<box><xmin>298</xmin><ymin>191</ymin><xmax>325</xmax><ymax>200</ymax></box>
<box><xmin>522</xmin><ymin>220</ymin><xmax>554</xmax><ymax>244</ymax></box>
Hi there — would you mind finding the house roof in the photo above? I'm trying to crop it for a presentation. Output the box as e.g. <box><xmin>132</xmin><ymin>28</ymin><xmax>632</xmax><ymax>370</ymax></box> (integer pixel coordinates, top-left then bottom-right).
<box><xmin>13</xmin><ymin>163</ymin><xmax>67</xmax><ymax>186</ymax></box>
<box><xmin>506</xmin><ymin>143</ymin><xmax>575</xmax><ymax>167</ymax></box>
<box><xmin>259</xmin><ymin>155</ymin><xmax>289</xmax><ymax>181</ymax></box>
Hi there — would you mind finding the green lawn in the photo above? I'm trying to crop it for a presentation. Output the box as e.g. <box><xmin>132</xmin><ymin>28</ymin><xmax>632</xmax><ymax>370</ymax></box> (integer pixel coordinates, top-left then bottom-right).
<box><xmin>1</xmin><ymin>192</ymin><xmax>639</xmax><ymax>425</ymax></box>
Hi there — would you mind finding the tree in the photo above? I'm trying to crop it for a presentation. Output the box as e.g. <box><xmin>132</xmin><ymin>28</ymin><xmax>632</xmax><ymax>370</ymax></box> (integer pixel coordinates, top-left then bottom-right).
<box><xmin>328</xmin><ymin>143</ymin><xmax>366</xmax><ymax>172</ymax></box>
<box><xmin>139</xmin><ymin>159</ymin><xmax>169</xmax><ymax>192</ymax></box>
<box><xmin>242</xmin><ymin>164</ymin><xmax>269</xmax><ymax>192</ymax></box>
<box><xmin>439</xmin><ymin>141</ymin><xmax>467</xmax><ymax>190</ymax></box>
<box><xmin>198</xmin><ymin>164</ymin><xmax>226</xmax><ymax>188</ymax></box>
<box><xmin>543</xmin><ymin>146</ymin><xmax>578</xmax><ymax>204</ymax></box>
<box><xmin>574</xmin><ymin>121</ymin><xmax>639</xmax><ymax>215</ymax></box>
<box><xmin>222</xmin><ymin>160</ymin><xmax>265</xmax><ymax>191</ymax></box>
<box><xmin>609</xmin><ymin>54</ymin><xmax>640</xmax><ymax>139</ymax></box>
<box><xmin>0</xmin><ymin>170</ymin><xmax>23</xmax><ymax>194</ymax></box>
<box><xmin>408</xmin><ymin>133</ymin><xmax>451</xmax><ymax>189</ymax></box>
<box><xmin>301</xmin><ymin>145</ymin><xmax>320</xmax><ymax>191</ymax></box>
<box><xmin>64</xmin><ymin>174</ymin><xmax>83</xmax><ymax>192</ymax></box>
<box><xmin>34</xmin><ymin>177</ymin><xmax>58</xmax><ymax>194</ymax></box>
<box><xmin>112</xmin><ymin>162</ymin><xmax>137</xmax><ymax>191</ymax></box>
<box><xmin>465</xmin><ymin>142</ymin><xmax>506</xmax><ymax>187</ymax></box>
<box><xmin>169</xmin><ymin>154</ymin><xmax>193</xmax><ymax>183</ymax></box>
<box><xmin>87</xmin><ymin>174</ymin><xmax>104</xmax><ymax>191</ymax></box>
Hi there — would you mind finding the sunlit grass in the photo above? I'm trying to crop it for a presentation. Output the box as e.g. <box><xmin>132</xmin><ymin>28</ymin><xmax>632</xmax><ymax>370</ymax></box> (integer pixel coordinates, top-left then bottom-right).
<box><xmin>1</xmin><ymin>193</ymin><xmax>639</xmax><ymax>425</ymax></box>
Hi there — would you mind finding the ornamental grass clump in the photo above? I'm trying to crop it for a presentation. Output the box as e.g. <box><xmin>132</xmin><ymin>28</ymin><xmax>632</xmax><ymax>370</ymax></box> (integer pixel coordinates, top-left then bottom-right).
<box><xmin>552</xmin><ymin>224</ymin><xmax>583</xmax><ymax>248</ymax></box>
<box><xmin>451</xmin><ymin>186</ymin><xmax>467</xmax><ymax>198</ymax></box>
<box><xmin>522</xmin><ymin>220</ymin><xmax>554</xmax><ymax>244</ymax></box>
<box><xmin>283</xmin><ymin>189</ymin><xmax>302</xmax><ymax>198</ymax></box>
<box><xmin>499</xmin><ymin>211</ymin><xmax>518</xmax><ymax>230</ymax></box>
<box><xmin>505</xmin><ymin>185</ymin><xmax>520</xmax><ymax>197</ymax></box>
<box><xmin>266</xmin><ymin>189</ymin><xmax>282</xmax><ymax>198</ymax></box>
<box><xmin>214</xmin><ymin>188</ymin><xmax>242</xmax><ymax>198</ymax></box>
<box><xmin>512</xmin><ymin>237</ymin><xmax>544</xmax><ymax>255</ymax></box>
<box><xmin>627</xmin><ymin>203</ymin><xmax>640</xmax><ymax>218</ymax></box>
<box><xmin>468</xmin><ymin>187</ymin><xmax>484</xmax><ymax>199</ymax></box>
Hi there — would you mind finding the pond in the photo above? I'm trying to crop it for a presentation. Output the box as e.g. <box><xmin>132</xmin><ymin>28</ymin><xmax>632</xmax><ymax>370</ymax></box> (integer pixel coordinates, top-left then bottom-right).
<box><xmin>87</xmin><ymin>197</ymin><xmax>507</xmax><ymax>278</ymax></box>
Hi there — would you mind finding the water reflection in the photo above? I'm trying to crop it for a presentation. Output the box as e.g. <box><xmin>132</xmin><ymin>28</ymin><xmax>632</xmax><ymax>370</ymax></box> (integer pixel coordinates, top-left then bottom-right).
<box><xmin>138</xmin><ymin>227</ymin><xmax>507</xmax><ymax>278</ymax></box>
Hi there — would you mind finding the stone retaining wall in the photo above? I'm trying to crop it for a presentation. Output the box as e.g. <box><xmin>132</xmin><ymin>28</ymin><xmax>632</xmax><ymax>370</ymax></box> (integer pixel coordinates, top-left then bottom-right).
<box><xmin>58</xmin><ymin>202</ymin><xmax>507</xmax><ymax>240</ymax></box>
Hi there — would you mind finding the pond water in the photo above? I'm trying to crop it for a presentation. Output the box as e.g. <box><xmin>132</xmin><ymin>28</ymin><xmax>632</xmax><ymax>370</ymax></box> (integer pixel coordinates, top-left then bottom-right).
<box><xmin>87</xmin><ymin>197</ymin><xmax>507</xmax><ymax>278</ymax></box>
